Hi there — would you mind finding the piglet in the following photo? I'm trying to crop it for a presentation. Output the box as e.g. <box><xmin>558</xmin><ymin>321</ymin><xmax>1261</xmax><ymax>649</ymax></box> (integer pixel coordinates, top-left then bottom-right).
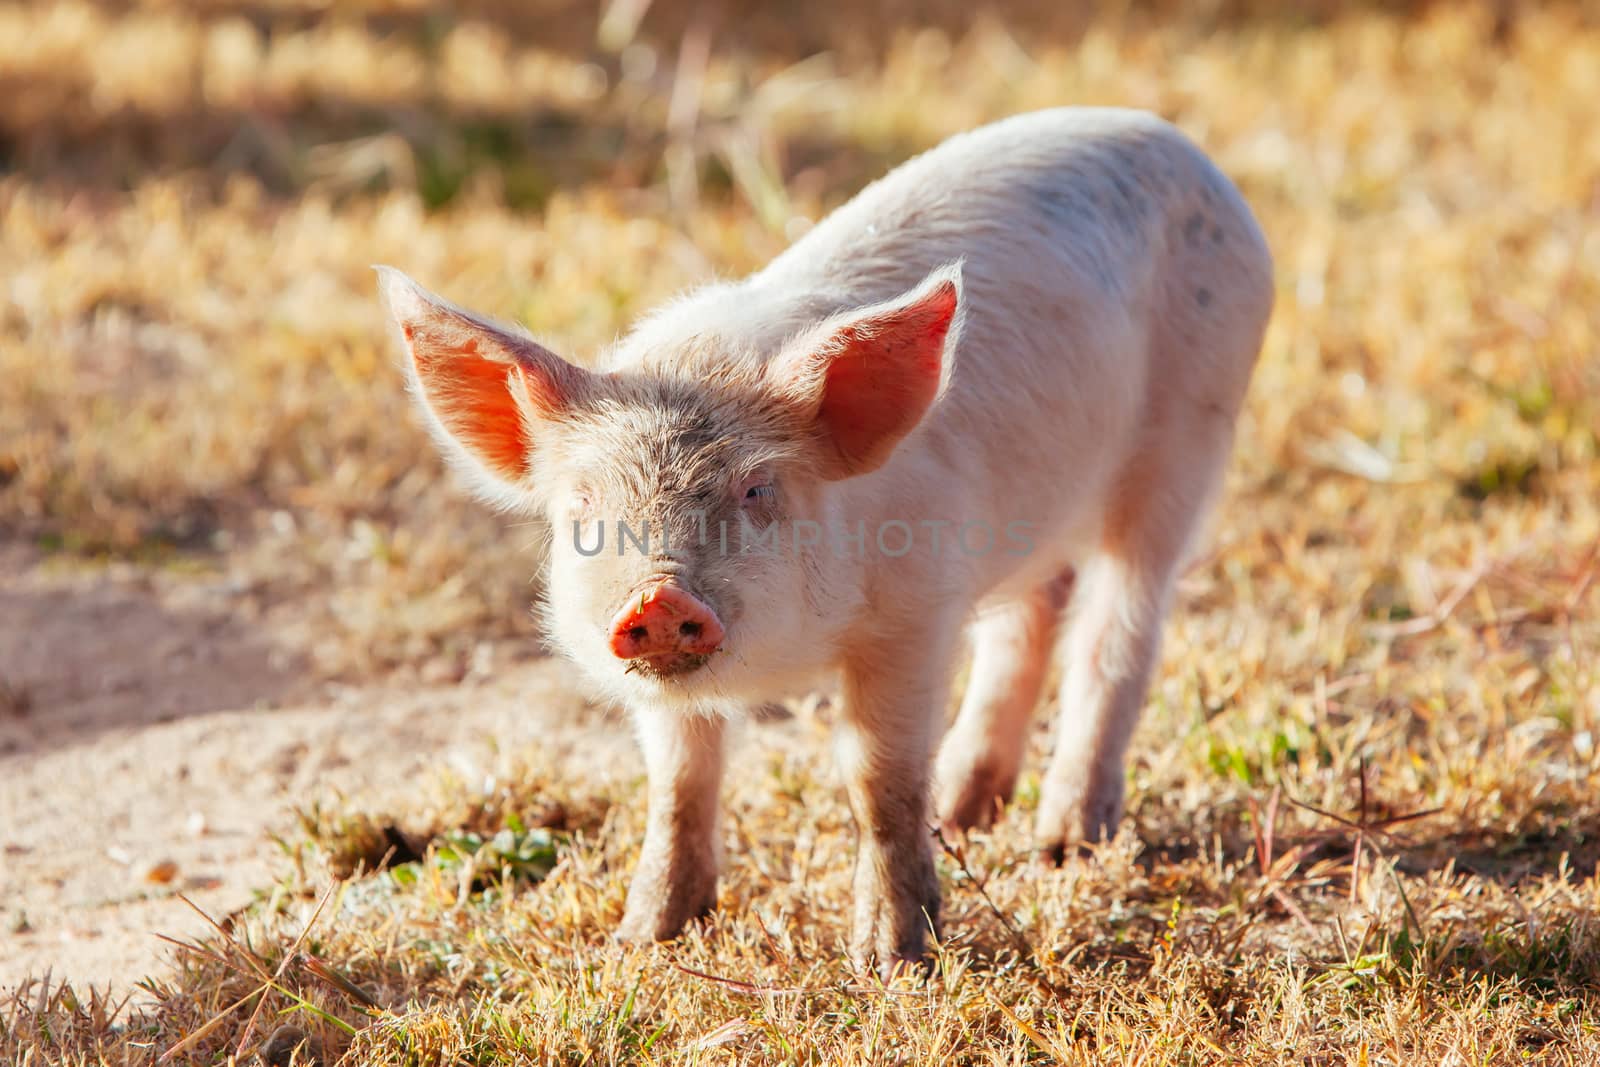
<box><xmin>378</xmin><ymin>107</ymin><xmax>1273</xmax><ymax>973</ymax></box>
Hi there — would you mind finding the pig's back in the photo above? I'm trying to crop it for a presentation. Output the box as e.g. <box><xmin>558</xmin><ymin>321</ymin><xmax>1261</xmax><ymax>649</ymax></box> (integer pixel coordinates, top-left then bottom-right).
<box><xmin>754</xmin><ymin>106</ymin><xmax>1272</xmax><ymax>502</ymax></box>
<box><xmin>760</xmin><ymin>106</ymin><xmax>1271</xmax><ymax>377</ymax></box>
<box><xmin>763</xmin><ymin>107</ymin><xmax>1223</xmax><ymax>297</ymax></box>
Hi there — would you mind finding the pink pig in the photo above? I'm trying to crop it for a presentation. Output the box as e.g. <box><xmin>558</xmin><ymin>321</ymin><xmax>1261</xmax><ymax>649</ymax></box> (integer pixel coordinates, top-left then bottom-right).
<box><xmin>378</xmin><ymin>107</ymin><xmax>1273</xmax><ymax>973</ymax></box>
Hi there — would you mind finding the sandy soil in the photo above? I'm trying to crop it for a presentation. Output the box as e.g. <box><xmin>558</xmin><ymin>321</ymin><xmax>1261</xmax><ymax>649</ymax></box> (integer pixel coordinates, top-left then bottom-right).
<box><xmin>0</xmin><ymin>546</ymin><xmax>644</xmax><ymax>993</ymax></box>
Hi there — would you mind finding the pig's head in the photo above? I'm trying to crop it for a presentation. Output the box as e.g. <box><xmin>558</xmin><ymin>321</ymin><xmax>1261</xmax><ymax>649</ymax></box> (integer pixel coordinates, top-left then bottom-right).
<box><xmin>377</xmin><ymin>265</ymin><xmax>961</xmax><ymax>712</ymax></box>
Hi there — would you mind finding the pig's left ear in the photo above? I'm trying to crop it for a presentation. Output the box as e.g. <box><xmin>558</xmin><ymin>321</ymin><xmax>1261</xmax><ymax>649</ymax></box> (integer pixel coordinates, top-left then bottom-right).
<box><xmin>377</xmin><ymin>267</ymin><xmax>594</xmax><ymax>510</ymax></box>
<box><xmin>769</xmin><ymin>263</ymin><xmax>962</xmax><ymax>480</ymax></box>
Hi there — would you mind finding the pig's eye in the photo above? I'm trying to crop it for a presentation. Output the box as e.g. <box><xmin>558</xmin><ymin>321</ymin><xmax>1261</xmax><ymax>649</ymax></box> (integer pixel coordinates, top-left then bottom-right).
<box><xmin>738</xmin><ymin>475</ymin><xmax>776</xmax><ymax>505</ymax></box>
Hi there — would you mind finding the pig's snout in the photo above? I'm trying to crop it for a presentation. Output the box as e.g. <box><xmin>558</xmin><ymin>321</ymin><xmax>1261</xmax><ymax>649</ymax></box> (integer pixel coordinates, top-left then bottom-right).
<box><xmin>607</xmin><ymin>582</ymin><xmax>725</xmax><ymax>668</ymax></box>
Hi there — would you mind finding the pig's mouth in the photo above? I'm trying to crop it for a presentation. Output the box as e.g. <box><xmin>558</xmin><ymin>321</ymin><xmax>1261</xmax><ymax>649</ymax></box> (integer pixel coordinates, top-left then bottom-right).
<box><xmin>622</xmin><ymin>651</ymin><xmax>715</xmax><ymax>680</ymax></box>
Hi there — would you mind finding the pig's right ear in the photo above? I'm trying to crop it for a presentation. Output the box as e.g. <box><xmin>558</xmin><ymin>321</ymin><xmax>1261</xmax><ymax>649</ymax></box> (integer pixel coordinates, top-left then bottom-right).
<box><xmin>377</xmin><ymin>267</ymin><xmax>591</xmax><ymax>509</ymax></box>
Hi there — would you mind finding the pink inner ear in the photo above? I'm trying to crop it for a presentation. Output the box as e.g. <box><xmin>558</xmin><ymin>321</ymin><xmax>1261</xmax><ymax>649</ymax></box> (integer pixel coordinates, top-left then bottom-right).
<box><xmin>383</xmin><ymin>269</ymin><xmax>587</xmax><ymax>487</ymax></box>
<box><xmin>814</xmin><ymin>280</ymin><xmax>957</xmax><ymax>474</ymax></box>
<box><xmin>413</xmin><ymin>336</ymin><xmax>555</xmax><ymax>481</ymax></box>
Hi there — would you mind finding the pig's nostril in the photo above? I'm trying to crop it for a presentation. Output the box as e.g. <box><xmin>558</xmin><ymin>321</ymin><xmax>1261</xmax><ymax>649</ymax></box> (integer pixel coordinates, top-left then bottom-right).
<box><xmin>627</xmin><ymin>625</ymin><xmax>648</xmax><ymax>642</ymax></box>
<box><xmin>679</xmin><ymin>621</ymin><xmax>702</xmax><ymax>640</ymax></box>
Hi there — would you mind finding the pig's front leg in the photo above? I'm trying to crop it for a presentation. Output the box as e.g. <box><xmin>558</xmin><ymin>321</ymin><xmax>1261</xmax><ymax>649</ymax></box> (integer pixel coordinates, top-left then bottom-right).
<box><xmin>617</xmin><ymin>709</ymin><xmax>725</xmax><ymax>943</ymax></box>
<box><xmin>836</xmin><ymin>637</ymin><xmax>952</xmax><ymax>975</ymax></box>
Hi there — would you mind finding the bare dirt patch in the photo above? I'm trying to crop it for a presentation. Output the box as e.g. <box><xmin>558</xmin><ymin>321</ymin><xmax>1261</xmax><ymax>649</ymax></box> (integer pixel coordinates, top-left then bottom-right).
<box><xmin>0</xmin><ymin>544</ymin><xmax>633</xmax><ymax>991</ymax></box>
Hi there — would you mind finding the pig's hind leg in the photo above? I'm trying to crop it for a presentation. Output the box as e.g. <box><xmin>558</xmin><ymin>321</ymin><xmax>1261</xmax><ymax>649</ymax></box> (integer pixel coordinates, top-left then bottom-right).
<box><xmin>1033</xmin><ymin>427</ymin><xmax>1233</xmax><ymax>860</ymax></box>
<box><xmin>933</xmin><ymin>569</ymin><xmax>1074</xmax><ymax>833</ymax></box>
<box><xmin>1032</xmin><ymin>195</ymin><xmax>1268</xmax><ymax>858</ymax></box>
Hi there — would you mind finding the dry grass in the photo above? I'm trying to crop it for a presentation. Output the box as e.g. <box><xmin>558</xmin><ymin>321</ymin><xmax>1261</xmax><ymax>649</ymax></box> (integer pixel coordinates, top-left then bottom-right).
<box><xmin>4</xmin><ymin>0</ymin><xmax>1600</xmax><ymax>1062</ymax></box>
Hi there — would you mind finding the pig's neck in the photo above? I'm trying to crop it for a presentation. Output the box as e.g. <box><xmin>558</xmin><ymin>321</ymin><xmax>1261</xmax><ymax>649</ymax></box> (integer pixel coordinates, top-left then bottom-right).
<box><xmin>608</xmin><ymin>278</ymin><xmax>848</xmax><ymax>372</ymax></box>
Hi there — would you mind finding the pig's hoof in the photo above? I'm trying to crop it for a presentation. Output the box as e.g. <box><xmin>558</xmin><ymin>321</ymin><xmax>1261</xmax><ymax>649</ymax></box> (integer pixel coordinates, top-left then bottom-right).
<box><xmin>1034</xmin><ymin>840</ymin><xmax>1098</xmax><ymax>868</ymax></box>
<box><xmin>616</xmin><ymin>878</ymin><xmax>717</xmax><ymax>944</ymax></box>
<box><xmin>849</xmin><ymin>934</ymin><xmax>934</xmax><ymax>982</ymax></box>
<box><xmin>849</xmin><ymin>883</ymin><xmax>940</xmax><ymax>979</ymax></box>
<box><xmin>934</xmin><ymin>760</ymin><xmax>1016</xmax><ymax>834</ymax></box>
<box><xmin>1033</xmin><ymin>777</ymin><xmax>1124</xmax><ymax>863</ymax></box>
<box><xmin>615</xmin><ymin>901</ymin><xmax>714</xmax><ymax>944</ymax></box>
<box><xmin>869</xmin><ymin>952</ymin><xmax>935</xmax><ymax>983</ymax></box>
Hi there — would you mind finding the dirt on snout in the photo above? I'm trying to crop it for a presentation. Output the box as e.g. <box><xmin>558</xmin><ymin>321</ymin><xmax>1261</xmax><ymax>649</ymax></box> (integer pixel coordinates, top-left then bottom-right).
<box><xmin>0</xmin><ymin>545</ymin><xmax>637</xmax><ymax>992</ymax></box>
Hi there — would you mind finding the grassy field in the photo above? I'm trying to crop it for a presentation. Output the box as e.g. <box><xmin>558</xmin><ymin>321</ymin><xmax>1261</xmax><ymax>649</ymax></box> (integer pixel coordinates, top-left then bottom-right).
<box><xmin>4</xmin><ymin>0</ymin><xmax>1600</xmax><ymax>1062</ymax></box>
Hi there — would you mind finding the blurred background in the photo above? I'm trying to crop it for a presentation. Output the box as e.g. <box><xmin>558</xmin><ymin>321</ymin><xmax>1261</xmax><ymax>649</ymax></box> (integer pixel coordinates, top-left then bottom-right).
<box><xmin>1</xmin><ymin>0</ymin><xmax>1599</xmax><ymax>1013</ymax></box>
